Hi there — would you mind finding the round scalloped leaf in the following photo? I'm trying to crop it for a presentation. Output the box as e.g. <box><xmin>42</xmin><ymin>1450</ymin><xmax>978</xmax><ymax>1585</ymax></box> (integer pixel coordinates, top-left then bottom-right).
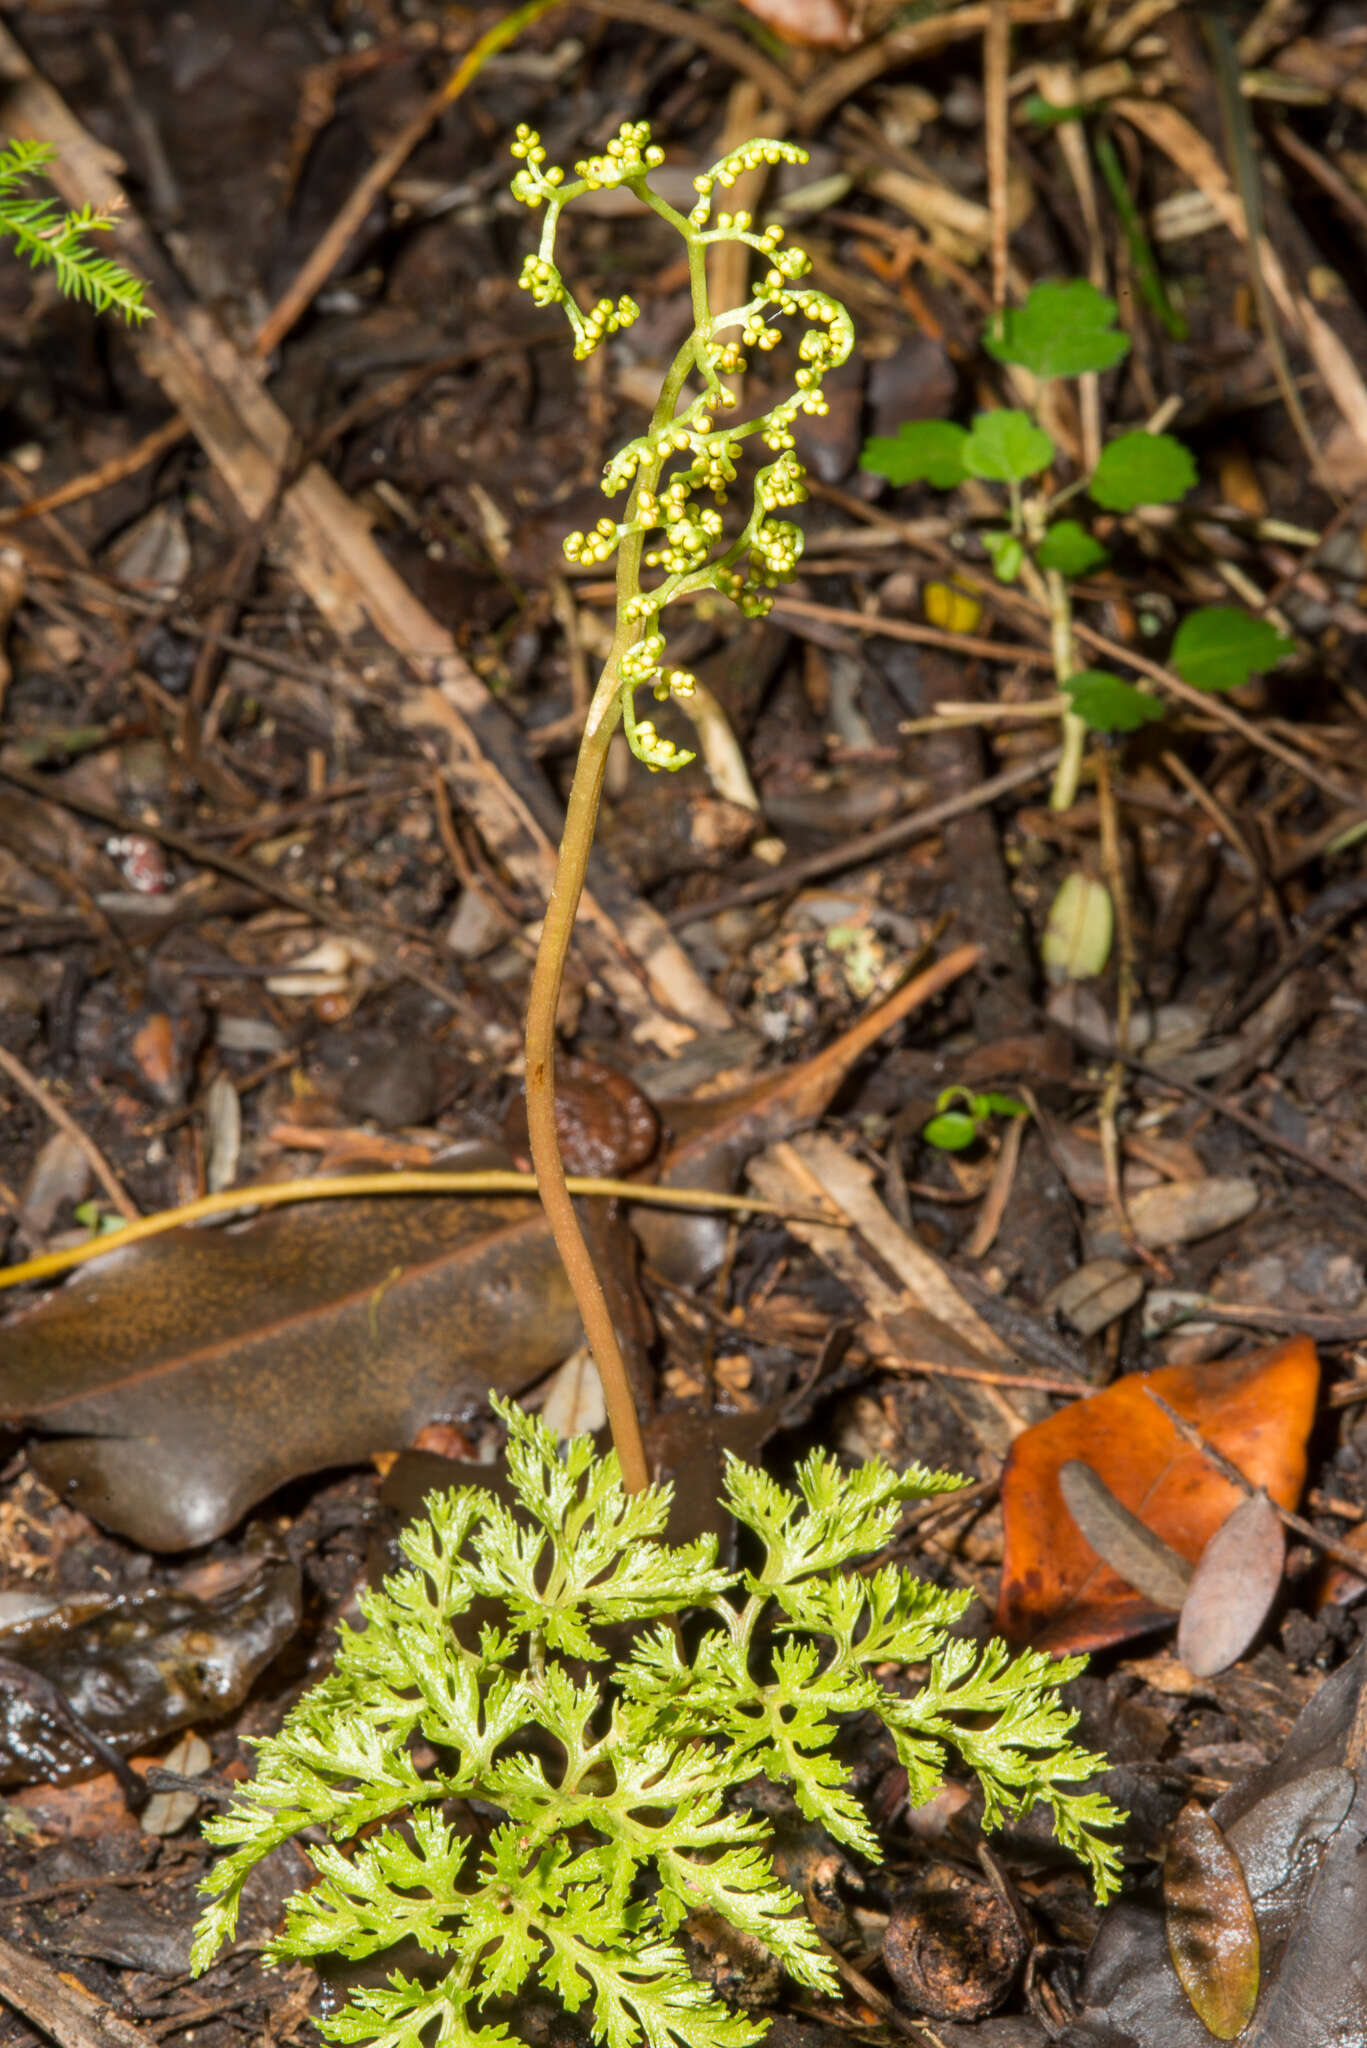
<box><xmin>1065</xmin><ymin>669</ymin><xmax>1166</xmax><ymax>733</ymax></box>
<box><xmin>963</xmin><ymin>410</ymin><xmax>1054</xmax><ymax>484</ymax></box>
<box><xmin>1036</xmin><ymin>520</ymin><xmax>1109</xmax><ymax>577</ymax></box>
<box><xmin>859</xmin><ymin>420</ymin><xmax>967</xmax><ymax>489</ymax></box>
<box><xmin>984</xmin><ymin>280</ymin><xmax>1131</xmax><ymax>380</ymax></box>
<box><xmin>1090</xmin><ymin>432</ymin><xmax>1197</xmax><ymax>511</ymax></box>
<box><xmin>1170</xmin><ymin>607</ymin><xmax>1294</xmax><ymax>692</ymax></box>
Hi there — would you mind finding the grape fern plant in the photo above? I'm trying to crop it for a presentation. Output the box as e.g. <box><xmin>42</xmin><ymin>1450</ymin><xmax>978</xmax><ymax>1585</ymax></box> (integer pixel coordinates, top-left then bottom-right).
<box><xmin>0</xmin><ymin>138</ymin><xmax>148</xmax><ymax>322</ymax></box>
<box><xmin>193</xmin><ymin>1400</ymin><xmax>1122</xmax><ymax>2048</ymax></box>
<box><xmin>515</xmin><ymin>123</ymin><xmax>853</xmax><ymax>1494</ymax></box>
<box><xmin>861</xmin><ymin>279</ymin><xmax>1292</xmax><ymax>812</ymax></box>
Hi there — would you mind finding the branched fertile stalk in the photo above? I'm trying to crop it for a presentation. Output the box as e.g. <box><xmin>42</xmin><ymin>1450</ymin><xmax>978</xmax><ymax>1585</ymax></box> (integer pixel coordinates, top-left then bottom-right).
<box><xmin>514</xmin><ymin>123</ymin><xmax>853</xmax><ymax>1487</ymax></box>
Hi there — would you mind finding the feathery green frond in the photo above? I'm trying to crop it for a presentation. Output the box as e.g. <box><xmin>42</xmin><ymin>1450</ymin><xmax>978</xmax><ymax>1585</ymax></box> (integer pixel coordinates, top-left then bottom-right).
<box><xmin>195</xmin><ymin>1402</ymin><xmax>1123</xmax><ymax>2048</ymax></box>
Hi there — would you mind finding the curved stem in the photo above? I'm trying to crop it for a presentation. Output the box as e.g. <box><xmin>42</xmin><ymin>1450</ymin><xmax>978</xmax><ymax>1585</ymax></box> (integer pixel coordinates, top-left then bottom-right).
<box><xmin>524</xmin><ymin>654</ymin><xmax>648</xmax><ymax>1494</ymax></box>
<box><xmin>524</xmin><ymin>328</ymin><xmax>702</xmax><ymax>1496</ymax></box>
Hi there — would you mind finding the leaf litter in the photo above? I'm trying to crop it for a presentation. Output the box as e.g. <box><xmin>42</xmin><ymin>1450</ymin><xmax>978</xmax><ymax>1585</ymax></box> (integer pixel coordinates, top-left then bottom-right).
<box><xmin>2</xmin><ymin>5</ymin><xmax>1367</xmax><ymax>2047</ymax></box>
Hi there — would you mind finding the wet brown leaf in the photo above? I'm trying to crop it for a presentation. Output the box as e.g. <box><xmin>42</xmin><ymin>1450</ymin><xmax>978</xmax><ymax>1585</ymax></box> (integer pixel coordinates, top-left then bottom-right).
<box><xmin>1164</xmin><ymin>1801</ymin><xmax>1260</xmax><ymax>2040</ymax></box>
<box><xmin>1177</xmin><ymin>1492</ymin><xmax>1286</xmax><ymax>1678</ymax></box>
<box><xmin>0</xmin><ymin>1194</ymin><xmax>579</xmax><ymax>1550</ymax></box>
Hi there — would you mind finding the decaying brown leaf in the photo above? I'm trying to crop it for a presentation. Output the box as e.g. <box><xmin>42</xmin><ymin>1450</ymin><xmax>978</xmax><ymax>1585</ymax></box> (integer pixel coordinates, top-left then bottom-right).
<box><xmin>1058</xmin><ymin>1459</ymin><xmax>1194</xmax><ymax>1611</ymax></box>
<box><xmin>1164</xmin><ymin>1801</ymin><xmax>1261</xmax><ymax>2040</ymax></box>
<box><xmin>1177</xmin><ymin>1492</ymin><xmax>1286</xmax><ymax>1678</ymax></box>
<box><xmin>0</xmin><ymin>1194</ymin><xmax>579</xmax><ymax>1550</ymax></box>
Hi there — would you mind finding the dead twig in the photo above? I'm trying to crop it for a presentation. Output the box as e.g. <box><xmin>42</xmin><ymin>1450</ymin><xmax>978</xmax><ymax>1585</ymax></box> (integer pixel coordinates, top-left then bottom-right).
<box><xmin>1145</xmin><ymin>1387</ymin><xmax>1367</xmax><ymax>1580</ymax></box>
<box><xmin>0</xmin><ymin>757</ymin><xmax>463</xmax><ymax>1016</ymax></box>
<box><xmin>253</xmin><ymin>0</ymin><xmax>562</xmax><ymax>359</ymax></box>
<box><xmin>0</xmin><ymin>1932</ymin><xmax>152</xmax><ymax>2048</ymax></box>
<box><xmin>669</xmin><ymin>750</ymin><xmax>1058</xmax><ymax>927</ymax></box>
<box><xmin>0</xmin><ymin>1042</ymin><xmax>138</xmax><ymax>1221</ymax></box>
<box><xmin>0</xmin><ymin>416</ymin><xmax>186</xmax><ymax>528</ymax></box>
<box><xmin>1057</xmin><ymin>1018</ymin><xmax>1367</xmax><ymax>1213</ymax></box>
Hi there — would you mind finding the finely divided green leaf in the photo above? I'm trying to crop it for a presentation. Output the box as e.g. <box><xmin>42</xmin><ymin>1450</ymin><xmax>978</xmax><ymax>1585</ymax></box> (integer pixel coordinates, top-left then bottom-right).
<box><xmin>193</xmin><ymin>1399</ymin><xmax>1125</xmax><ymax>2048</ymax></box>
<box><xmin>985</xmin><ymin>279</ymin><xmax>1130</xmax><ymax>379</ymax></box>
<box><xmin>962</xmin><ymin>410</ymin><xmax>1055</xmax><ymax>484</ymax></box>
<box><xmin>1089</xmin><ymin>431</ymin><xmax>1197</xmax><ymax>511</ymax></box>
<box><xmin>1064</xmin><ymin>669</ymin><xmax>1166</xmax><ymax>732</ymax></box>
<box><xmin>1169</xmin><ymin>606</ymin><xmax>1294</xmax><ymax>692</ymax></box>
<box><xmin>858</xmin><ymin>418</ymin><xmax>967</xmax><ymax>488</ymax></box>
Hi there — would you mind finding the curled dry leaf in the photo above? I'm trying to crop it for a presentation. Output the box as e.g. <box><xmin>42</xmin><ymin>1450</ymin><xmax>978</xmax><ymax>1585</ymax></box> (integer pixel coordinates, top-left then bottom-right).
<box><xmin>1164</xmin><ymin>1801</ymin><xmax>1260</xmax><ymax>2040</ymax></box>
<box><xmin>997</xmin><ymin>1338</ymin><xmax>1319</xmax><ymax>1652</ymax></box>
<box><xmin>1068</xmin><ymin>1654</ymin><xmax>1364</xmax><ymax>2048</ymax></box>
<box><xmin>1177</xmin><ymin>1492</ymin><xmax>1286</xmax><ymax>1678</ymax></box>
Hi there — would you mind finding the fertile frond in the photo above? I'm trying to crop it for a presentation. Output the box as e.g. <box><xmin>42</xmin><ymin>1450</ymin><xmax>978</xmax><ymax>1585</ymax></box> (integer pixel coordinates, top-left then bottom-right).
<box><xmin>509</xmin><ymin>119</ymin><xmax>852</xmax><ymax>771</ymax></box>
<box><xmin>195</xmin><ymin>1400</ymin><xmax>1123</xmax><ymax>2048</ymax></box>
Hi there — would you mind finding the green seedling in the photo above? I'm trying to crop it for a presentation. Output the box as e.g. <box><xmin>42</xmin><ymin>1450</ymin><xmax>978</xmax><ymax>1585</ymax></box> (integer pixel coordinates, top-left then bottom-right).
<box><xmin>923</xmin><ymin>1085</ymin><xmax>1029</xmax><ymax>1153</ymax></box>
<box><xmin>192</xmin><ymin>1400</ymin><xmax>1123</xmax><ymax>2048</ymax></box>
<box><xmin>0</xmin><ymin>138</ymin><xmax>148</xmax><ymax>322</ymax></box>
<box><xmin>860</xmin><ymin>276</ymin><xmax>1293</xmax><ymax>814</ymax></box>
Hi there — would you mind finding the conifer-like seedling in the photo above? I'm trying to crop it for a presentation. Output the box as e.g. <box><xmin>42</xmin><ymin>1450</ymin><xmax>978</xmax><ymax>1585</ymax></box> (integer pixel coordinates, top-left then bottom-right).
<box><xmin>0</xmin><ymin>138</ymin><xmax>148</xmax><ymax>322</ymax></box>
<box><xmin>193</xmin><ymin>1401</ymin><xmax>1121</xmax><ymax>2048</ymax></box>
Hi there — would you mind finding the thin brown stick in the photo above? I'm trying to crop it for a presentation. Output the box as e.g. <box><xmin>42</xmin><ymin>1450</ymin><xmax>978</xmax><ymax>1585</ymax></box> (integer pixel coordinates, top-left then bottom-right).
<box><xmin>789</xmin><ymin>495</ymin><xmax>1360</xmax><ymax>808</ymax></box>
<box><xmin>770</xmin><ymin>593</ymin><xmax>1054</xmax><ymax>666</ymax></box>
<box><xmin>1145</xmin><ymin>1387</ymin><xmax>1367</xmax><ymax>1579</ymax></box>
<box><xmin>253</xmin><ymin>0</ymin><xmax>561</xmax><ymax>359</ymax></box>
<box><xmin>1058</xmin><ymin>1019</ymin><xmax>1367</xmax><ymax>1211</ymax></box>
<box><xmin>984</xmin><ymin>1</ymin><xmax>1011</xmax><ymax>314</ymax></box>
<box><xmin>669</xmin><ymin>749</ymin><xmax>1058</xmax><ymax>926</ymax></box>
<box><xmin>0</xmin><ymin>1042</ymin><xmax>138</xmax><ymax>1221</ymax></box>
<box><xmin>0</xmin><ymin>416</ymin><xmax>186</xmax><ymax>527</ymax></box>
<box><xmin>582</xmin><ymin>0</ymin><xmax>798</xmax><ymax>108</ymax></box>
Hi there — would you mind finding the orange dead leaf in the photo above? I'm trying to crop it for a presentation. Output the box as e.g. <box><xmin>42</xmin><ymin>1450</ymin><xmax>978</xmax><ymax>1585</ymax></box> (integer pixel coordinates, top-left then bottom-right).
<box><xmin>997</xmin><ymin>1337</ymin><xmax>1319</xmax><ymax>1652</ymax></box>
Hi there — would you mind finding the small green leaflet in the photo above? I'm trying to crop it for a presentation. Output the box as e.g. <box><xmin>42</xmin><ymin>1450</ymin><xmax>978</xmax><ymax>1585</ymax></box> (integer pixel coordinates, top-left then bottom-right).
<box><xmin>1065</xmin><ymin>669</ymin><xmax>1165</xmax><ymax>732</ymax></box>
<box><xmin>858</xmin><ymin>418</ymin><xmax>966</xmax><ymax>488</ymax></box>
<box><xmin>963</xmin><ymin>410</ymin><xmax>1054</xmax><ymax>484</ymax></box>
<box><xmin>923</xmin><ymin>1110</ymin><xmax>979</xmax><ymax>1151</ymax></box>
<box><xmin>1021</xmin><ymin>94</ymin><xmax>1086</xmax><ymax>127</ymax></box>
<box><xmin>924</xmin><ymin>1087</ymin><xmax>1027</xmax><ymax>1151</ymax></box>
<box><xmin>1036</xmin><ymin>520</ymin><xmax>1108</xmax><ymax>576</ymax></box>
<box><xmin>982</xmin><ymin>529</ymin><xmax>1024</xmax><ymax>581</ymax></box>
<box><xmin>1170</xmin><ymin>606</ymin><xmax>1294</xmax><ymax>692</ymax></box>
<box><xmin>1090</xmin><ymin>431</ymin><xmax>1197</xmax><ymax>512</ymax></box>
<box><xmin>985</xmin><ymin>279</ymin><xmax>1130</xmax><ymax>380</ymax></box>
